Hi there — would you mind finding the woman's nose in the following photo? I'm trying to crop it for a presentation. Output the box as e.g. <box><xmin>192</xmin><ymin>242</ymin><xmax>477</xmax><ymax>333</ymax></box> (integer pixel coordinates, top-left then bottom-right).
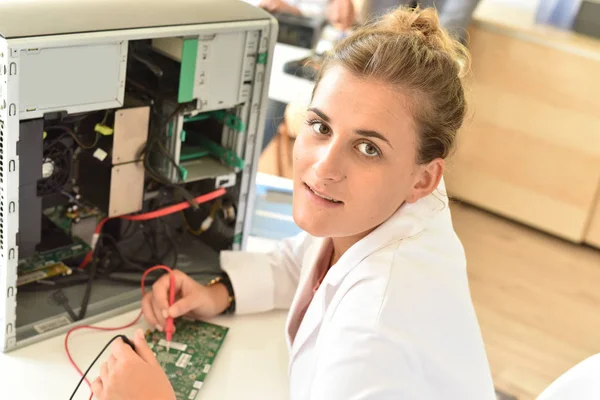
<box><xmin>313</xmin><ymin>143</ymin><xmax>345</xmax><ymax>182</ymax></box>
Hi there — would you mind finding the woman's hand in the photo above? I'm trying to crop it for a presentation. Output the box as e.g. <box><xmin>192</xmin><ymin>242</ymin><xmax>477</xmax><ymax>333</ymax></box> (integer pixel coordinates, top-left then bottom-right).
<box><xmin>142</xmin><ymin>270</ymin><xmax>231</xmax><ymax>332</ymax></box>
<box><xmin>327</xmin><ymin>0</ymin><xmax>355</xmax><ymax>31</ymax></box>
<box><xmin>91</xmin><ymin>329</ymin><xmax>175</xmax><ymax>400</ymax></box>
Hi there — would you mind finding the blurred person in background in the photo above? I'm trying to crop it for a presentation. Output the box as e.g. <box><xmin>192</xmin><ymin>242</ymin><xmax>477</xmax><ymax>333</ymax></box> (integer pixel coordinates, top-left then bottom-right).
<box><xmin>257</xmin><ymin>0</ymin><xmax>482</xmax><ymax>161</ymax></box>
<box><xmin>243</xmin><ymin>0</ymin><xmax>330</xmax><ymax>154</ymax></box>
<box><xmin>354</xmin><ymin>0</ymin><xmax>482</xmax><ymax>43</ymax></box>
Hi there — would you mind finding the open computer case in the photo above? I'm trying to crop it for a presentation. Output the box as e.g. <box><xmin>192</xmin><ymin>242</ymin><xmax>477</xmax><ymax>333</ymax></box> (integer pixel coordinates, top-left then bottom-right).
<box><xmin>0</xmin><ymin>0</ymin><xmax>277</xmax><ymax>351</ymax></box>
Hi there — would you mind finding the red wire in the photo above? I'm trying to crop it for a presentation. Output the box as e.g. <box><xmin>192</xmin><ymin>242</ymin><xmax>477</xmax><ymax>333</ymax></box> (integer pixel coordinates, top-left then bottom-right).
<box><xmin>66</xmin><ymin>188</ymin><xmax>225</xmax><ymax>398</ymax></box>
<box><xmin>78</xmin><ymin>188</ymin><xmax>226</xmax><ymax>270</ymax></box>
<box><xmin>66</xmin><ymin>265</ymin><xmax>175</xmax><ymax>400</ymax></box>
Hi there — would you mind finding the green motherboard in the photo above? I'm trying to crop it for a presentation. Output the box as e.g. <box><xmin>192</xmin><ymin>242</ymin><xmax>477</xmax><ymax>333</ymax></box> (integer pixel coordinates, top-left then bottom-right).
<box><xmin>146</xmin><ymin>318</ymin><xmax>229</xmax><ymax>400</ymax></box>
<box><xmin>18</xmin><ymin>205</ymin><xmax>99</xmax><ymax>273</ymax></box>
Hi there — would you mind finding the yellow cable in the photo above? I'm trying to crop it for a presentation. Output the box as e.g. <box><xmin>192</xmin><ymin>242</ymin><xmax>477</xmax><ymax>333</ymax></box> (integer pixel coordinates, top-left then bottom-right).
<box><xmin>182</xmin><ymin>199</ymin><xmax>222</xmax><ymax>236</ymax></box>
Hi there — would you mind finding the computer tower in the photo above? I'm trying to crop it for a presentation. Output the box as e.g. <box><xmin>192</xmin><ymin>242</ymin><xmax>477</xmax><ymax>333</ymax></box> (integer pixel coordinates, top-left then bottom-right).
<box><xmin>0</xmin><ymin>0</ymin><xmax>277</xmax><ymax>351</ymax></box>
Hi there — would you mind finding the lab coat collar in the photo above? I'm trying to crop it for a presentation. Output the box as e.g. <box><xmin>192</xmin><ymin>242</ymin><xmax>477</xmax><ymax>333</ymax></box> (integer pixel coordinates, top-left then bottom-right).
<box><xmin>325</xmin><ymin>177</ymin><xmax>450</xmax><ymax>286</ymax></box>
<box><xmin>288</xmin><ymin>178</ymin><xmax>450</xmax><ymax>358</ymax></box>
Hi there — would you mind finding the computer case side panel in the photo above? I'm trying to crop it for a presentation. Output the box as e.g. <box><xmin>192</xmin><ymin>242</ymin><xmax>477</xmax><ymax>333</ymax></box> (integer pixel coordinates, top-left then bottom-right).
<box><xmin>0</xmin><ymin>37</ymin><xmax>21</xmax><ymax>352</ymax></box>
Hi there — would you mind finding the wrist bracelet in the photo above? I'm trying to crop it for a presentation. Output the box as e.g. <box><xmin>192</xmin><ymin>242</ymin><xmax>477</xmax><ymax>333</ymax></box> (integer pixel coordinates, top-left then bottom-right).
<box><xmin>207</xmin><ymin>273</ymin><xmax>236</xmax><ymax>314</ymax></box>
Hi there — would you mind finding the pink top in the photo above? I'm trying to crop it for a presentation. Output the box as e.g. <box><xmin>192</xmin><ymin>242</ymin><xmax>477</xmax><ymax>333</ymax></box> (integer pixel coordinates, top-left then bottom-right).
<box><xmin>288</xmin><ymin>241</ymin><xmax>334</xmax><ymax>343</ymax></box>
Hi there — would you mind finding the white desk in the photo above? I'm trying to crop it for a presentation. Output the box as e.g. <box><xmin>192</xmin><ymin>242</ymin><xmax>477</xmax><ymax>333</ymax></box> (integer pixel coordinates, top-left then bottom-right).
<box><xmin>268</xmin><ymin>43</ymin><xmax>314</xmax><ymax>105</ymax></box>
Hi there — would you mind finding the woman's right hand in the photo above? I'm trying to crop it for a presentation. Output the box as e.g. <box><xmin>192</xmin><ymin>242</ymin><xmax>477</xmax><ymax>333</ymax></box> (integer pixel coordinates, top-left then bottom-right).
<box><xmin>141</xmin><ymin>270</ymin><xmax>231</xmax><ymax>331</ymax></box>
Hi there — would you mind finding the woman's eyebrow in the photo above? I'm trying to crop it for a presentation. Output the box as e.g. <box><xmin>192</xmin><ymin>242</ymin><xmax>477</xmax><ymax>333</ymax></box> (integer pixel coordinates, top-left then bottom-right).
<box><xmin>355</xmin><ymin>130</ymin><xmax>393</xmax><ymax>149</ymax></box>
<box><xmin>308</xmin><ymin>107</ymin><xmax>393</xmax><ymax>149</ymax></box>
<box><xmin>307</xmin><ymin>107</ymin><xmax>330</xmax><ymax>123</ymax></box>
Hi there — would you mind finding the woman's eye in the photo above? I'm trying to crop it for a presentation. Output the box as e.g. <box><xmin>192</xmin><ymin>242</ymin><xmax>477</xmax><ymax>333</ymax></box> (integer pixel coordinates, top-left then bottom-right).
<box><xmin>357</xmin><ymin>142</ymin><xmax>380</xmax><ymax>157</ymax></box>
<box><xmin>311</xmin><ymin>122</ymin><xmax>330</xmax><ymax>135</ymax></box>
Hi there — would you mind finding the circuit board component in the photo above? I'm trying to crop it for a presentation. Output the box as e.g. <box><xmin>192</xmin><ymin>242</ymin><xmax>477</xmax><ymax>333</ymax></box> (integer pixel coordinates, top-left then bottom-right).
<box><xmin>17</xmin><ymin>262</ymin><xmax>72</xmax><ymax>286</ymax></box>
<box><xmin>146</xmin><ymin>318</ymin><xmax>229</xmax><ymax>400</ymax></box>
<box><xmin>17</xmin><ymin>205</ymin><xmax>100</xmax><ymax>275</ymax></box>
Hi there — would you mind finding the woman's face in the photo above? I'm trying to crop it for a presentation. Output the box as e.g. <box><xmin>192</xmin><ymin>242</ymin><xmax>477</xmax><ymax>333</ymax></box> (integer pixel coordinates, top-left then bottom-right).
<box><xmin>292</xmin><ymin>65</ymin><xmax>443</xmax><ymax>239</ymax></box>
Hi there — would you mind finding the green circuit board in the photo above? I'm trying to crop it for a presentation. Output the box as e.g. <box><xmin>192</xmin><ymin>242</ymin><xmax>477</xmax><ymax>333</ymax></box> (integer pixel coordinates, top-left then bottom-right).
<box><xmin>17</xmin><ymin>238</ymin><xmax>90</xmax><ymax>273</ymax></box>
<box><xmin>146</xmin><ymin>319</ymin><xmax>229</xmax><ymax>400</ymax></box>
<box><xmin>17</xmin><ymin>205</ymin><xmax>98</xmax><ymax>273</ymax></box>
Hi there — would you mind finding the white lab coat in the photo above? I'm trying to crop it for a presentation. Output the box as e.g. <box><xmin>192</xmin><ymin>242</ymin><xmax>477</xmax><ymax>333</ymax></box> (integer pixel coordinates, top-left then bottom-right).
<box><xmin>221</xmin><ymin>179</ymin><xmax>496</xmax><ymax>399</ymax></box>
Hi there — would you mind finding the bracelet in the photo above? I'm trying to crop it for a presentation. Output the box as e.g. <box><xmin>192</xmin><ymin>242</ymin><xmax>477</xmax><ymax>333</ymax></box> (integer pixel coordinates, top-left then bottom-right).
<box><xmin>207</xmin><ymin>273</ymin><xmax>236</xmax><ymax>315</ymax></box>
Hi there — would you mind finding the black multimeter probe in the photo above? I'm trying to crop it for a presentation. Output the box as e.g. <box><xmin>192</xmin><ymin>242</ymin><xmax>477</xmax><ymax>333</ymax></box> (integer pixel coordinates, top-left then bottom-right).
<box><xmin>69</xmin><ymin>334</ymin><xmax>135</xmax><ymax>400</ymax></box>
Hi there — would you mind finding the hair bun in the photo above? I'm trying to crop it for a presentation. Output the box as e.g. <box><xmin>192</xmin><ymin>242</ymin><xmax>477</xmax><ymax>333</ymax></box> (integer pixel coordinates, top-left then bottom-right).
<box><xmin>379</xmin><ymin>6</ymin><xmax>470</xmax><ymax>78</ymax></box>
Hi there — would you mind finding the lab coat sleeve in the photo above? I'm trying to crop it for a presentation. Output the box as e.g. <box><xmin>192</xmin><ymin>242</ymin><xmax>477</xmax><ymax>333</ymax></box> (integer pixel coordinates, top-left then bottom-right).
<box><xmin>309</xmin><ymin>280</ymin><xmax>429</xmax><ymax>400</ymax></box>
<box><xmin>219</xmin><ymin>231</ymin><xmax>310</xmax><ymax>315</ymax></box>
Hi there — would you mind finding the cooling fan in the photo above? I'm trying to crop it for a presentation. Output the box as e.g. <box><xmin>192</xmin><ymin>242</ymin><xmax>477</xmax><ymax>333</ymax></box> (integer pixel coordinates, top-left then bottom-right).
<box><xmin>37</xmin><ymin>135</ymin><xmax>73</xmax><ymax>197</ymax></box>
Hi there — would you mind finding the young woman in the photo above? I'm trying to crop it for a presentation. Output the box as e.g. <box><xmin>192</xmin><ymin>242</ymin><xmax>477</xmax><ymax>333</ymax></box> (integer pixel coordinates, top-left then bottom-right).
<box><xmin>92</xmin><ymin>6</ymin><xmax>496</xmax><ymax>399</ymax></box>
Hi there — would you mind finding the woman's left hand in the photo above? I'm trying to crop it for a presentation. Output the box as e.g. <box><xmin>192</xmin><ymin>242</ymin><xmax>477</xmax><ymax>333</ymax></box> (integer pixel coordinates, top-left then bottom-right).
<box><xmin>91</xmin><ymin>329</ymin><xmax>175</xmax><ymax>400</ymax></box>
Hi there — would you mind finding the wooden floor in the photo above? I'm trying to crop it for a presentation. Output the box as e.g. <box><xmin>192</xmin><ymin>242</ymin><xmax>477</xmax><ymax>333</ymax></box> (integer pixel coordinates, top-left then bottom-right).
<box><xmin>450</xmin><ymin>200</ymin><xmax>600</xmax><ymax>400</ymax></box>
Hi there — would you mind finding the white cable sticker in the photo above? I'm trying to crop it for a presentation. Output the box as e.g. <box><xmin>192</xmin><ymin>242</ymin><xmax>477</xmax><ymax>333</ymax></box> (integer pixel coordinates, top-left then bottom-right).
<box><xmin>93</xmin><ymin>148</ymin><xmax>108</xmax><ymax>161</ymax></box>
<box><xmin>33</xmin><ymin>315</ymin><xmax>72</xmax><ymax>334</ymax></box>
<box><xmin>158</xmin><ymin>339</ymin><xmax>187</xmax><ymax>352</ymax></box>
<box><xmin>203</xmin><ymin>364</ymin><xmax>211</xmax><ymax>374</ymax></box>
<box><xmin>188</xmin><ymin>389</ymin><xmax>198</xmax><ymax>399</ymax></box>
<box><xmin>193</xmin><ymin>381</ymin><xmax>204</xmax><ymax>390</ymax></box>
<box><xmin>90</xmin><ymin>233</ymin><xmax>100</xmax><ymax>250</ymax></box>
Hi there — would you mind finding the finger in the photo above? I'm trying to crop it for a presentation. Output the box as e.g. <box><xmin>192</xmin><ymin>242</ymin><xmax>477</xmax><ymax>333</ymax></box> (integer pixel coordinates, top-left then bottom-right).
<box><xmin>151</xmin><ymin>274</ymin><xmax>177</xmax><ymax>327</ymax></box>
<box><xmin>108</xmin><ymin>355</ymin><xmax>117</xmax><ymax>370</ymax></box>
<box><xmin>133</xmin><ymin>328</ymin><xmax>159</xmax><ymax>367</ymax></box>
<box><xmin>168</xmin><ymin>294</ymin><xmax>198</xmax><ymax>319</ymax></box>
<box><xmin>100</xmin><ymin>361</ymin><xmax>109</xmax><ymax>382</ymax></box>
<box><xmin>141</xmin><ymin>291</ymin><xmax>160</xmax><ymax>328</ymax></box>
<box><xmin>151</xmin><ymin>300</ymin><xmax>166</xmax><ymax>331</ymax></box>
<box><xmin>111</xmin><ymin>337</ymin><xmax>136</xmax><ymax>360</ymax></box>
<box><xmin>91</xmin><ymin>377</ymin><xmax>104</xmax><ymax>399</ymax></box>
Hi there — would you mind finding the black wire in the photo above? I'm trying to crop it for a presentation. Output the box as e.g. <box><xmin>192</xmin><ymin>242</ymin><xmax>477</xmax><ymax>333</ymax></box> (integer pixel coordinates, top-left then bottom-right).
<box><xmin>48</xmin><ymin>290</ymin><xmax>79</xmax><ymax>321</ymax></box>
<box><xmin>164</xmin><ymin>221</ymin><xmax>179</xmax><ymax>270</ymax></box>
<box><xmin>119</xmin><ymin>219</ymin><xmax>138</xmax><ymax>243</ymax></box>
<box><xmin>69</xmin><ymin>334</ymin><xmax>133</xmax><ymax>400</ymax></box>
<box><xmin>77</xmin><ymin>244</ymin><xmax>100</xmax><ymax>321</ymax></box>
<box><xmin>45</xmin><ymin>125</ymin><xmax>99</xmax><ymax>150</ymax></box>
<box><xmin>95</xmin><ymin>234</ymin><xmax>148</xmax><ymax>275</ymax></box>
<box><xmin>154</xmin><ymin>218</ymin><xmax>178</xmax><ymax>270</ymax></box>
<box><xmin>138</xmin><ymin>103</ymin><xmax>199</xmax><ymax>209</ymax></box>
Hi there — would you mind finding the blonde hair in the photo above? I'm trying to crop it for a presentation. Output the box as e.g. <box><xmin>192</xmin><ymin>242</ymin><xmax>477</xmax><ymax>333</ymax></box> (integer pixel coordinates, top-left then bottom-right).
<box><xmin>314</xmin><ymin>6</ymin><xmax>471</xmax><ymax>164</ymax></box>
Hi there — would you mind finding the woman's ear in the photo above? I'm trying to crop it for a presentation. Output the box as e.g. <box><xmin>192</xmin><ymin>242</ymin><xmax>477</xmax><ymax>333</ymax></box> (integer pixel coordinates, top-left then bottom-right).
<box><xmin>406</xmin><ymin>158</ymin><xmax>445</xmax><ymax>203</ymax></box>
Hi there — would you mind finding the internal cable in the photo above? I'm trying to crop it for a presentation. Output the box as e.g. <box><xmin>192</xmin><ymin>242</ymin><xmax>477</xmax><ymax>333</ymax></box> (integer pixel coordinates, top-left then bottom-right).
<box><xmin>75</xmin><ymin>188</ymin><xmax>226</xmax><ymax>322</ymax></box>
<box><xmin>138</xmin><ymin>103</ymin><xmax>200</xmax><ymax>208</ymax></box>
<box><xmin>45</xmin><ymin>125</ymin><xmax>100</xmax><ymax>150</ymax></box>
<box><xmin>78</xmin><ymin>188</ymin><xmax>225</xmax><ymax>271</ymax></box>
<box><xmin>182</xmin><ymin>199</ymin><xmax>223</xmax><ymax>236</ymax></box>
